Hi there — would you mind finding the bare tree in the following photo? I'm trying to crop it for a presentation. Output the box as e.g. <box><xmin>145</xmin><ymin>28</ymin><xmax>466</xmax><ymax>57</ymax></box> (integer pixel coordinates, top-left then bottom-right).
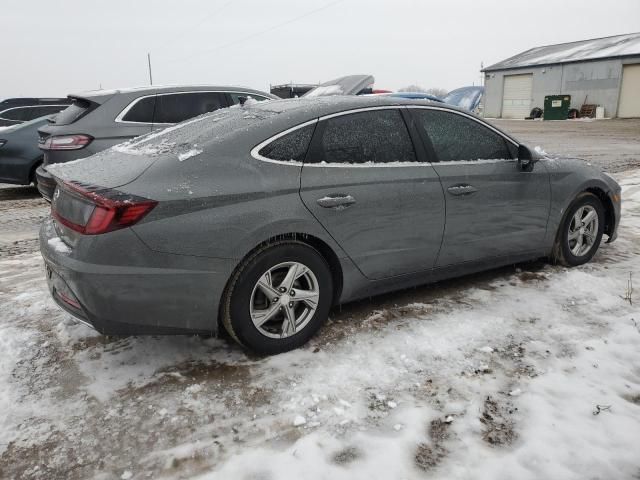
<box><xmin>398</xmin><ymin>84</ymin><xmax>427</xmax><ymax>93</ymax></box>
<box><xmin>398</xmin><ymin>85</ymin><xmax>448</xmax><ymax>98</ymax></box>
<box><xmin>426</xmin><ymin>87</ymin><xmax>448</xmax><ymax>98</ymax></box>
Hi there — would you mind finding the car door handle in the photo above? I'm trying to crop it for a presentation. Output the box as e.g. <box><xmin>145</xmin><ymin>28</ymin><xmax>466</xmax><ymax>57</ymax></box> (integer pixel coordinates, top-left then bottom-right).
<box><xmin>447</xmin><ymin>184</ymin><xmax>478</xmax><ymax>196</ymax></box>
<box><xmin>316</xmin><ymin>194</ymin><xmax>356</xmax><ymax>209</ymax></box>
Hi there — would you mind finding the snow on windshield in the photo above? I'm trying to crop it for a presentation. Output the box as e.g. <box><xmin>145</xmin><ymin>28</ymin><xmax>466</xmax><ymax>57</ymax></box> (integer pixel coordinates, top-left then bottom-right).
<box><xmin>110</xmin><ymin>103</ymin><xmax>283</xmax><ymax>159</ymax></box>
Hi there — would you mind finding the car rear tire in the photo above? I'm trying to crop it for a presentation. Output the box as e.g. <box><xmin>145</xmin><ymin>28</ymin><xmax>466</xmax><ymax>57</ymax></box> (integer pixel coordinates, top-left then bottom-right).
<box><xmin>221</xmin><ymin>241</ymin><xmax>333</xmax><ymax>355</ymax></box>
<box><xmin>552</xmin><ymin>192</ymin><xmax>604</xmax><ymax>266</ymax></box>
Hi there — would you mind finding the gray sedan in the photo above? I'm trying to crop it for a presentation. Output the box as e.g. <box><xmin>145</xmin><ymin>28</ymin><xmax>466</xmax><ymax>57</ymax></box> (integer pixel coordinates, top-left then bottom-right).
<box><xmin>40</xmin><ymin>96</ymin><xmax>621</xmax><ymax>354</ymax></box>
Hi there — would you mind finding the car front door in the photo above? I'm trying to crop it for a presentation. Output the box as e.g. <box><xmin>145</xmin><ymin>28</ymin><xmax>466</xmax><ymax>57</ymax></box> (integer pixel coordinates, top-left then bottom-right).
<box><xmin>299</xmin><ymin>108</ymin><xmax>445</xmax><ymax>280</ymax></box>
<box><xmin>410</xmin><ymin>107</ymin><xmax>551</xmax><ymax>267</ymax></box>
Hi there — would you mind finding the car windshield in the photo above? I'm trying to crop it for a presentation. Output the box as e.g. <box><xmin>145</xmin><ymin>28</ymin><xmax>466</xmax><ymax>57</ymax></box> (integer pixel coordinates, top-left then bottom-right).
<box><xmin>443</xmin><ymin>87</ymin><xmax>484</xmax><ymax>110</ymax></box>
<box><xmin>303</xmin><ymin>75</ymin><xmax>375</xmax><ymax>97</ymax></box>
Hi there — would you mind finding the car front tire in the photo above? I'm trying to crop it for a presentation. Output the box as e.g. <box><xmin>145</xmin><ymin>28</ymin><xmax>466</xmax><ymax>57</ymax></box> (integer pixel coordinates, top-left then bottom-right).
<box><xmin>553</xmin><ymin>192</ymin><xmax>605</xmax><ymax>266</ymax></box>
<box><xmin>221</xmin><ymin>241</ymin><xmax>333</xmax><ymax>355</ymax></box>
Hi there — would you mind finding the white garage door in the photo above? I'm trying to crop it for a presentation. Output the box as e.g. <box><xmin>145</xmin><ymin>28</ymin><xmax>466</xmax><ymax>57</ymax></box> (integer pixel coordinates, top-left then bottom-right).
<box><xmin>618</xmin><ymin>64</ymin><xmax>640</xmax><ymax>118</ymax></box>
<box><xmin>501</xmin><ymin>74</ymin><xmax>533</xmax><ymax>119</ymax></box>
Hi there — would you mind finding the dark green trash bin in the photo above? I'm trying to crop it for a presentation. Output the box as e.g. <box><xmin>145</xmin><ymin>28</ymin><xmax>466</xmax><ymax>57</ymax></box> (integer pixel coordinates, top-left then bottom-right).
<box><xmin>544</xmin><ymin>95</ymin><xmax>571</xmax><ymax>120</ymax></box>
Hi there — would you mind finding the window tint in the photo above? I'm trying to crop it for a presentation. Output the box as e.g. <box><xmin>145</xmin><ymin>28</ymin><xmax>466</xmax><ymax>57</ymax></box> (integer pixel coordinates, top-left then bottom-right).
<box><xmin>153</xmin><ymin>92</ymin><xmax>228</xmax><ymax>124</ymax></box>
<box><xmin>258</xmin><ymin>124</ymin><xmax>315</xmax><ymax>162</ymax></box>
<box><xmin>0</xmin><ymin>107</ymin><xmax>30</xmax><ymax>121</ymax></box>
<box><xmin>30</xmin><ymin>105</ymin><xmax>66</xmax><ymax>119</ymax></box>
<box><xmin>415</xmin><ymin>109</ymin><xmax>512</xmax><ymax>162</ymax></box>
<box><xmin>315</xmin><ymin>109</ymin><xmax>416</xmax><ymax>164</ymax></box>
<box><xmin>229</xmin><ymin>92</ymin><xmax>269</xmax><ymax>105</ymax></box>
<box><xmin>53</xmin><ymin>99</ymin><xmax>94</xmax><ymax>126</ymax></box>
<box><xmin>121</xmin><ymin>96</ymin><xmax>156</xmax><ymax>123</ymax></box>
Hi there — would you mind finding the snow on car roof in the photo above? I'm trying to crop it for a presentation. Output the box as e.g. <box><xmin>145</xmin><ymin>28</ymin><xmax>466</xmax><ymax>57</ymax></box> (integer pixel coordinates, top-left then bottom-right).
<box><xmin>483</xmin><ymin>32</ymin><xmax>640</xmax><ymax>71</ymax></box>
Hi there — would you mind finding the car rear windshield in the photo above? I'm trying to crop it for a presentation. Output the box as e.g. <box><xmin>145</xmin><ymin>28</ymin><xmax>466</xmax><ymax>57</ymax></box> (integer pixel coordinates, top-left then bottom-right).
<box><xmin>52</xmin><ymin>98</ymin><xmax>95</xmax><ymax>125</ymax></box>
<box><xmin>113</xmin><ymin>102</ymin><xmax>304</xmax><ymax>158</ymax></box>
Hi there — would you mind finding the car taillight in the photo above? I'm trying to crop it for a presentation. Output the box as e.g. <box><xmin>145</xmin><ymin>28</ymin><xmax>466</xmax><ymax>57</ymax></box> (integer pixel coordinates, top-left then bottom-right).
<box><xmin>52</xmin><ymin>181</ymin><xmax>157</xmax><ymax>235</ymax></box>
<box><xmin>0</xmin><ymin>140</ymin><xmax>6</xmax><ymax>148</ymax></box>
<box><xmin>42</xmin><ymin>134</ymin><xmax>93</xmax><ymax>150</ymax></box>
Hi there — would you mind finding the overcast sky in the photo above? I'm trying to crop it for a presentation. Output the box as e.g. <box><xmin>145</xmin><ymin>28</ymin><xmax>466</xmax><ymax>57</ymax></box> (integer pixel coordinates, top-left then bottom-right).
<box><xmin>3</xmin><ymin>0</ymin><xmax>640</xmax><ymax>98</ymax></box>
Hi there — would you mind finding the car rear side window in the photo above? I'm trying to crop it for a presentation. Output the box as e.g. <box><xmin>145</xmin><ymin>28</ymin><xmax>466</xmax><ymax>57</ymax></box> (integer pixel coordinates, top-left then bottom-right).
<box><xmin>258</xmin><ymin>124</ymin><xmax>316</xmax><ymax>162</ymax></box>
<box><xmin>31</xmin><ymin>105</ymin><xmax>66</xmax><ymax>119</ymax></box>
<box><xmin>0</xmin><ymin>107</ymin><xmax>30</xmax><ymax>121</ymax></box>
<box><xmin>153</xmin><ymin>92</ymin><xmax>228</xmax><ymax>124</ymax></box>
<box><xmin>53</xmin><ymin>99</ymin><xmax>94</xmax><ymax>125</ymax></box>
<box><xmin>121</xmin><ymin>96</ymin><xmax>156</xmax><ymax>123</ymax></box>
<box><xmin>313</xmin><ymin>109</ymin><xmax>416</xmax><ymax>164</ymax></box>
<box><xmin>414</xmin><ymin>109</ymin><xmax>512</xmax><ymax>162</ymax></box>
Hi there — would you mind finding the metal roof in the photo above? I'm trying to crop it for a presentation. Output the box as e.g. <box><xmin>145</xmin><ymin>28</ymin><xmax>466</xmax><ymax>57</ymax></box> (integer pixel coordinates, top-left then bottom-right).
<box><xmin>483</xmin><ymin>32</ymin><xmax>640</xmax><ymax>72</ymax></box>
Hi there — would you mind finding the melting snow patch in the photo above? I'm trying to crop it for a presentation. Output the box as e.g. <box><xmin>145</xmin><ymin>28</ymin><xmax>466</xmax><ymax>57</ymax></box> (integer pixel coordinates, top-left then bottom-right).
<box><xmin>47</xmin><ymin>237</ymin><xmax>70</xmax><ymax>253</ymax></box>
<box><xmin>534</xmin><ymin>145</ymin><xmax>548</xmax><ymax>156</ymax></box>
<box><xmin>178</xmin><ymin>148</ymin><xmax>203</xmax><ymax>162</ymax></box>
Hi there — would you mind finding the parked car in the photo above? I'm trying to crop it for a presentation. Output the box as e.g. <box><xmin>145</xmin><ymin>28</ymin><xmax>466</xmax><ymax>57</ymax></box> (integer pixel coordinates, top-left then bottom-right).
<box><xmin>443</xmin><ymin>86</ymin><xmax>484</xmax><ymax>113</ymax></box>
<box><xmin>40</xmin><ymin>95</ymin><xmax>621</xmax><ymax>355</ymax></box>
<box><xmin>0</xmin><ymin>99</ymin><xmax>71</xmax><ymax>127</ymax></box>
<box><xmin>36</xmin><ymin>85</ymin><xmax>277</xmax><ymax>201</ymax></box>
<box><xmin>0</xmin><ymin>116</ymin><xmax>51</xmax><ymax>185</ymax></box>
<box><xmin>302</xmin><ymin>75</ymin><xmax>375</xmax><ymax>97</ymax></box>
<box><xmin>385</xmin><ymin>92</ymin><xmax>444</xmax><ymax>102</ymax></box>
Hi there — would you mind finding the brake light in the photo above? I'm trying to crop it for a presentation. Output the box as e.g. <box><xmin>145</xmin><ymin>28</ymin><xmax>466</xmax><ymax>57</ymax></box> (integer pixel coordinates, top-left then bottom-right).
<box><xmin>42</xmin><ymin>134</ymin><xmax>93</xmax><ymax>150</ymax></box>
<box><xmin>52</xmin><ymin>181</ymin><xmax>157</xmax><ymax>235</ymax></box>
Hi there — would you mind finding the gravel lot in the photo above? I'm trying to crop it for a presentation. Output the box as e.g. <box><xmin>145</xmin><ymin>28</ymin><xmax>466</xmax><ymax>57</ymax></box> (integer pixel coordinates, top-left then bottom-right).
<box><xmin>488</xmin><ymin>118</ymin><xmax>640</xmax><ymax>173</ymax></box>
<box><xmin>1</xmin><ymin>120</ymin><xmax>639</xmax><ymax>479</ymax></box>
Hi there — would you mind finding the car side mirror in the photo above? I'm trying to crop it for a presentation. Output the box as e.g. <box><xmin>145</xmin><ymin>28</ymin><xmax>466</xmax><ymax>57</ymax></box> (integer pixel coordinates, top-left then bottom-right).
<box><xmin>518</xmin><ymin>144</ymin><xmax>538</xmax><ymax>172</ymax></box>
<box><xmin>238</xmin><ymin>96</ymin><xmax>248</xmax><ymax>106</ymax></box>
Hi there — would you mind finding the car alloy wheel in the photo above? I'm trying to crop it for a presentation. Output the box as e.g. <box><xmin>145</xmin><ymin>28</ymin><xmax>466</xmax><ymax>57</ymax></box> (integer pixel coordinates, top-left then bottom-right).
<box><xmin>553</xmin><ymin>192</ymin><xmax>605</xmax><ymax>267</ymax></box>
<box><xmin>249</xmin><ymin>261</ymin><xmax>320</xmax><ymax>339</ymax></box>
<box><xmin>567</xmin><ymin>205</ymin><xmax>599</xmax><ymax>257</ymax></box>
<box><xmin>221</xmin><ymin>240</ymin><xmax>333</xmax><ymax>355</ymax></box>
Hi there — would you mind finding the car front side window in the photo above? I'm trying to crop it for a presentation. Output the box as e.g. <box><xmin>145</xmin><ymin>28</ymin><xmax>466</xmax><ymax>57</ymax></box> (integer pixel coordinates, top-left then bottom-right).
<box><xmin>414</xmin><ymin>109</ymin><xmax>512</xmax><ymax>162</ymax></box>
<box><xmin>313</xmin><ymin>109</ymin><xmax>416</xmax><ymax>164</ymax></box>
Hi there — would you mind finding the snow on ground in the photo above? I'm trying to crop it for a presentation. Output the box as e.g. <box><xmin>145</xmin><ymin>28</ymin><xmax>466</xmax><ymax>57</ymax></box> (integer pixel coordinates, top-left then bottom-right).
<box><xmin>1</xmin><ymin>171</ymin><xmax>639</xmax><ymax>479</ymax></box>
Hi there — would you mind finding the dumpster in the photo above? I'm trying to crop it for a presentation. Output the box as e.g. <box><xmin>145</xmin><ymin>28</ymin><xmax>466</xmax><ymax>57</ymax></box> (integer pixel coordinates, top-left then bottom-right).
<box><xmin>544</xmin><ymin>95</ymin><xmax>571</xmax><ymax>120</ymax></box>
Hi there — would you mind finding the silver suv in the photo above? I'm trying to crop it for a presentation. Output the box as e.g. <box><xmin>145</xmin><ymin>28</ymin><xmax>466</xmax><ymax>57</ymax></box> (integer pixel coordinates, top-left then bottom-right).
<box><xmin>36</xmin><ymin>85</ymin><xmax>276</xmax><ymax>200</ymax></box>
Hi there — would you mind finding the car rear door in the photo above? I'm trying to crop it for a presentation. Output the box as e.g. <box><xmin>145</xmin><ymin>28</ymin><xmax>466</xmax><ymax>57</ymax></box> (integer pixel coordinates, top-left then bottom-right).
<box><xmin>299</xmin><ymin>107</ymin><xmax>445</xmax><ymax>280</ymax></box>
<box><xmin>409</xmin><ymin>107</ymin><xmax>551</xmax><ymax>267</ymax></box>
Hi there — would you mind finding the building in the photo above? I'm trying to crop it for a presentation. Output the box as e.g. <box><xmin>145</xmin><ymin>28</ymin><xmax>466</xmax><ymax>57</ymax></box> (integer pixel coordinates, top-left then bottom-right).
<box><xmin>482</xmin><ymin>32</ymin><xmax>640</xmax><ymax>118</ymax></box>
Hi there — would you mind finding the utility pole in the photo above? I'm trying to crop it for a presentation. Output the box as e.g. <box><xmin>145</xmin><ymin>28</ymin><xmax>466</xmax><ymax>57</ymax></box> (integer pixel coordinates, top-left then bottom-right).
<box><xmin>147</xmin><ymin>53</ymin><xmax>153</xmax><ymax>85</ymax></box>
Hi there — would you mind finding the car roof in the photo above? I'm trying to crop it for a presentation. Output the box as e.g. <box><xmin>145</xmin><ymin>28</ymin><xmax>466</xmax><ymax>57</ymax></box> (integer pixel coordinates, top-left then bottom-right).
<box><xmin>70</xmin><ymin>85</ymin><xmax>278</xmax><ymax>102</ymax></box>
<box><xmin>247</xmin><ymin>94</ymin><xmax>472</xmax><ymax>119</ymax></box>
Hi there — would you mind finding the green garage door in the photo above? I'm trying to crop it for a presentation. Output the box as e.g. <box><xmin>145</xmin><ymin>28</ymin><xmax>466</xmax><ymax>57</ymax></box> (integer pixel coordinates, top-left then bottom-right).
<box><xmin>618</xmin><ymin>64</ymin><xmax>640</xmax><ymax>118</ymax></box>
<box><xmin>501</xmin><ymin>74</ymin><xmax>533</xmax><ymax>119</ymax></box>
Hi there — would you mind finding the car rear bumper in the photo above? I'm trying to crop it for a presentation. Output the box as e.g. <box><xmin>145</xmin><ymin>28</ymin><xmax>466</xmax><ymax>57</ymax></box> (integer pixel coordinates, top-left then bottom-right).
<box><xmin>39</xmin><ymin>217</ymin><xmax>233</xmax><ymax>335</ymax></box>
<box><xmin>35</xmin><ymin>165</ymin><xmax>56</xmax><ymax>201</ymax></box>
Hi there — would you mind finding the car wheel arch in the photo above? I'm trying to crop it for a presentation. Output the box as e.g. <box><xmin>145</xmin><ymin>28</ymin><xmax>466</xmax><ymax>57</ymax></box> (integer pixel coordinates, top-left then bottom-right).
<box><xmin>584</xmin><ymin>186</ymin><xmax>615</xmax><ymax>237</ymax></box>
<box><xmin>29</xmin><ymin>157</ymin><xmax>43</xmax><ymax>185</ymax></box>
<box><xmin>217</xmin><ymin>232</ymin><xmax>344</xmax><ymax>332</ymax></box>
